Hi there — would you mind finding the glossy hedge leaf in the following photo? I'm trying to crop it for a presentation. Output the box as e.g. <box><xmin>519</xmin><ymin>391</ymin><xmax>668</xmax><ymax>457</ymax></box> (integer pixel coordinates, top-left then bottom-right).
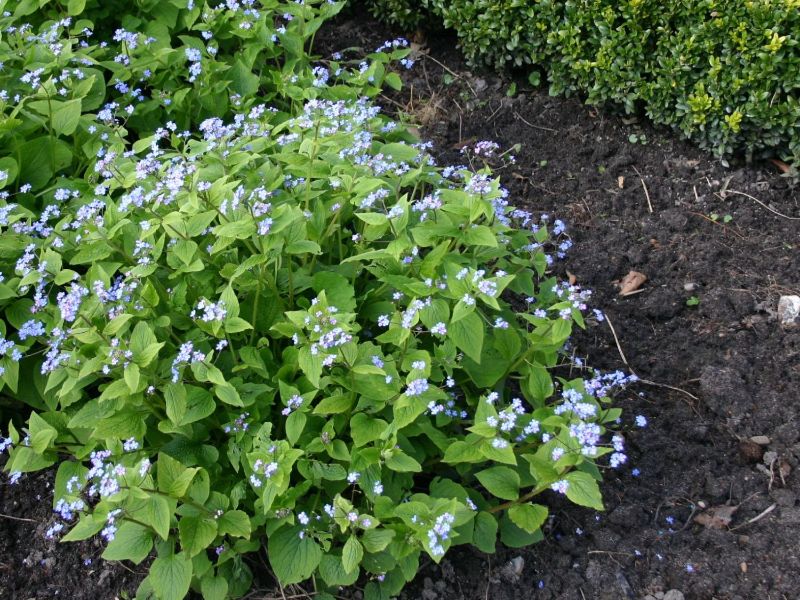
<box><xmin>475</xmin><ymin>466</ymin><xmax>519</xmax><ymax>501</ymax></box>
<box><xmin>150</xmin><ymin>553</ymin><xmax>193</xmax><ymax>600</ymax></box>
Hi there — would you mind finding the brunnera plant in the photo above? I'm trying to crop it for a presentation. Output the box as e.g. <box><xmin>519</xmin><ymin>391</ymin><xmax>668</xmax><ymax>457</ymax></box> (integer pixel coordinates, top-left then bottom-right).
<box><xmin>0</xmin><ymin>1</ymin><xmax>636</xmax><ymax>599</ymax></box>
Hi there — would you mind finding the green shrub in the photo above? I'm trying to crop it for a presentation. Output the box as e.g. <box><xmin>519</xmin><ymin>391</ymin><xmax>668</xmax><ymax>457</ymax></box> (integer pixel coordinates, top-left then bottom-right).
<box><xmin>367</xmin><ymin>0</ymin><xmax>800</xmax><ymax>166</ymax></box>
<box><xmin>0</xmin><ymin>1</ymin><xmax>634</xmax><ymax>598</ymax></box>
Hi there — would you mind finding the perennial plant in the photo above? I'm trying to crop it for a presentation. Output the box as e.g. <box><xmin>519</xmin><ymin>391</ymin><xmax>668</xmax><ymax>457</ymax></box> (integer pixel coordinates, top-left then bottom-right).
<box><xmin>0</xmin><ymin>0</ymin><xmax>635</xmax><ymax>598</ymax></box>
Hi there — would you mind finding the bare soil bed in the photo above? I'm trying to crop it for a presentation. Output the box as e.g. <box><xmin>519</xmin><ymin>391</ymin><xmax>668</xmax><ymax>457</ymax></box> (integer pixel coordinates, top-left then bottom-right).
<box><xmin>2</xmin><ymin>8</ymin><xmax>799</xmax><ymax>600</ymax></box>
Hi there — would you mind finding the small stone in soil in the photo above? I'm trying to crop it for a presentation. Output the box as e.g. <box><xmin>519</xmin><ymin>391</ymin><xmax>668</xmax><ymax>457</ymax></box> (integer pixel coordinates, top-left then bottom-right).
<box><xmin>749</xmin><ymin>435</ymin><xmax>771</xmax><ymax>446</ymax></box>
<box><xmin>777</xmin><ymin>295</ymin><xmax>800</xmax><ymax>326</ymax></box>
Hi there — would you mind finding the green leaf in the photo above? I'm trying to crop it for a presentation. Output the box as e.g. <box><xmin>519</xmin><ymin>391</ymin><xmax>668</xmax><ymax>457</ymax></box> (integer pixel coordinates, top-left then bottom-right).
<box><xmin>361</xmin><ymin>528</ymin><xmax>395</xmax><ymax>553</ymax></box>
<box><xmin>479</xmin><ymin>439</ymin><xmax>518</xmax><ymax>466</ymax></box>
<box><xmin>319</xmin><ymin>554</ymin><xmax>359</xmax><ymax>587</ymax></box>
<box><xmin>268</xmin><ymin>526</ymin><xmax>322</xmax><ymax>585</ymax></box>
<box><xmin>565</xmin><ymin>471</ymin><xmax>604</xmax><ymax>510</ymax></box>
<box><xmin>150</xmin><ymin>553</ymin><xmax>193</xmax><ymax>600</ymax></box>
<box><xmin>67</xmin><ymin>0</ymin><xmax>86</xmax><ymax>15</ymax></box>
<box><xmin>356</xmin><ymin>212</ymin><xmax>388</xmax><ymax>226</ymax></box>
<box><xmin>130</xmin><ymin>322</ymin><xmax>162</xmax><ymax>367</ymax></box>
<box><xmin>286</xmin><ymin>240</ymin><xmax>322</xmax><ymax>255</ymax></box>
<box><xmin>298</xmin><ymin>345</ymin><xmax>322</xmax><ymax>387</ymax></box>
<box><xmin>142</xmin><ymin>494</ymin><xmax>173</xmax><ymax>540</ymax></box>
<box><xmin>229</xmin><ymin>58</ymin><xmax>260</xmax><ymax>96</ymax></box>
<box><xmin>448</xmin><ymin>311</ymin><xmax>484</xmax><ymax>363</ymax></box>
<box><xmin>124</xmin><ymin>363</ymin><xmax>141</xmax><ymax>392</ymax></box>
<box><xmin>62</xmin><ymin>513</ymin><xmax>105</xmax><ymax>542</ymax></box>
<box><xmin>313</xmin><ymin>393</ymin><xmax>353</xmax><ymax>415</ymax></box>
<box><xmin>473</xmin><ymin>511</ymin><xmax>498</xmax><ymax>553</ymax></box>
<box><xmin>28</xmin><ymin>412</ymin><xmax>57</xmax><ymax>454</ymax></box>
<box><xmin>179</xmin><ymin>516</ymin><xmax>218</xmax><ymax>557</ymax></box>
<box><xmin>350</xmin><ymin>413</ymin><xmax>387</xmax><ymax>447</ymax></box>
<box><xmin>54</xmin><ymin>461</ymin><xmax>88</xmax><ymax>505</ymax></box>
<box><xmin>200</xmin><ymin>576</ymin><xmax>228</xmax><ymax>600</ymax></box>
<box><xmin>342</xmin><ymin>535</ymin><xmax>363</xmax><ymax>574</ymax></box>
<box><xmin>102</xmin><ymin>522</ymin><xmax>154</xmax><ymax>564</ymax></box>
<box><xmin>385</xmin><ymin>451</ymin><xmax>421</xmax><ymax>472</ymax></box>
<box><xmin>462</xmin><ymin>225</ymin><xmax>498</xmax><ymax>247</ymax></box>
<box><xmin>508</xmin><ymin>503</ymin><xmax>548</xmax><ymax>534</ymax></box>
<box><xmin>214</xmin><ymin>220</ymin><xmax>255</xmax><ymax>239</ymax></box>
<box><xmin>52</xmin><ymin>99</ymin><xmax>82</xmax><ymax>136</ymax></box>
<box><xmin>285</xmin><ymin>411</ymin><xmax>306</xmax><ymax>446</ymax></box>
<box><xmin>0</xmin><ymin>157</ymin><xmax>19</xmax><ymax>186</ymax></box>
<box><xmin>225</xmin><ymin>317</ymin><xmax>252</xmax><ymax>333</ymax></box>
<box><xmin>164</xmin><ymin>384</ymin><xmax>187</xmax><ymax>426</ymax></box>
<box><xmin>524</xmin><ymin>364</ymin><xmax>553</xmax><ymax>406</ymax></box>
<box><xmin>443</xmin><ymin>440</ymin><xmax>483</xmax><ymax>464</ymax></box>
<box><xmin>215</xmin><ymin>383</ymin><xmax>243</xmax><ymax>406</ymax></box>
<box><xmin>157</xmin><ymin>453</ymin><xmax>199</xmax><ymax>497</ymax></box>
<box><xmin>499</xmin><ymin>513</ymin><xmax>543</xmax><ymax>548</ymax></box>
<box><xmin>384</xmin><ymin>72</ymin><xmax>402</xmax><ymax>91</ymax></box>
<box><xmin>17</xmin><ymin>136</ymin><xmax>72</xmax><ymax>190</ymax></box>
<box><xmin>218</xmin><ymin>510</ymin><xmax>251</xmax><ymax>538</ymax></box>
<box><xmin>475</xmin><ymin>466</ymin><xmax>520</xmax><ymax>501</ymax></box>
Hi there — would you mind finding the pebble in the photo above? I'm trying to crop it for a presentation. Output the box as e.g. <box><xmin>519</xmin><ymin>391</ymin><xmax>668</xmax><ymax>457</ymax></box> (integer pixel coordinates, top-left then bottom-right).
<box><xmin>683</xmin><ymin>282</ymin><xmax>697</xmax><ymax>292</ymax></box>
<box><xmin>778</xmin><ymin>295</ymin><xmax>800</xmax><ymax>326</ymax></box>
<box><xmin>750</xmin><ymin>435</ymin><xmax>771</xmax><ymax>446</ymax></box>
<box><xmin>663</xmin><ymin>591</ymin><xmax>685</xmax><ymax>600</ymax></box>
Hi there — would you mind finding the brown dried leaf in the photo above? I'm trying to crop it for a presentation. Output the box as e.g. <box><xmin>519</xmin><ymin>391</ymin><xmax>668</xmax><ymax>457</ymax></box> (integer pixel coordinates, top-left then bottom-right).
<box><xmin>617</xmin><ymin>271</ymin><xmax>647</xmax><ymax>296</ymax></box>
<box><xmin>617</xmin><ymin>176</ymin><xmax>625</xmax><ymax>189</ymax></box>
<box><xmin>567</xmin><ymin>271</ymin><xmax>577</xmax><ymax>285</ymax></box>
<box><xmin>693</xmin><ymin>504</ymin><xmax>738</xmax><ymax>529</ymax></box>
<box><xmin>770</xmin><ymin>158</ymin><xmax>791</xmax><ymax>174</ymax></box>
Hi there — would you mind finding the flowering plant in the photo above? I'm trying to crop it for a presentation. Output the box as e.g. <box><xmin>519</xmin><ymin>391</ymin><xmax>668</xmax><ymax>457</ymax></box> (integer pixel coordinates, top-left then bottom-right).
<box><xmin>0</xmin><ymin>0</ymin><xmax>635</xmax><ymax>598</ymax></box>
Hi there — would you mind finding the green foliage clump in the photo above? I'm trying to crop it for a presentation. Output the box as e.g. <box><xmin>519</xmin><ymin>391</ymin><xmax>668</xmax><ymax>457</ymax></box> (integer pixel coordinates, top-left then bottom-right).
<box><xmin>0</xmin><ymin>0</ymin><xmax>633</xmax><ymax>598</ymax></box>
<box><xmin>367</xmin><ymin>0</ymin><xmax>800</xmax><ymax>166</ymax></box>
<box><xmin>365</xmin><ymin>0</ymin><xmax>430</xmax><ymax>28</ymax></box>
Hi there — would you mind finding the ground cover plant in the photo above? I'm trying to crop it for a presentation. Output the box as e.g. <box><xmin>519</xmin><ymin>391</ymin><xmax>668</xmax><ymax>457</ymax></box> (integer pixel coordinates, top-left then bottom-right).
<box><xmin>0</xmin><ymin>1</ymin><xmax>636</xmax><ymax>598</ymax></box>
<box><xmin>366</xmin><ymin>0</ymin><xmax>800</xmax><ymax>169</ymax></box>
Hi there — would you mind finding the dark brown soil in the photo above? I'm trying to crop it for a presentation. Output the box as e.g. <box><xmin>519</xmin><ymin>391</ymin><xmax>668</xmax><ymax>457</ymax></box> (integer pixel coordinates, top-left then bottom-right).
<box><xmin>0</xmin><ymin>464</ymin><xmax>146</xmax><ymax>599</ymax></box>
<box><xmin>3</xmin><ymin>7</ymin><xmax>799</xmax><ymax>600</ymax></box>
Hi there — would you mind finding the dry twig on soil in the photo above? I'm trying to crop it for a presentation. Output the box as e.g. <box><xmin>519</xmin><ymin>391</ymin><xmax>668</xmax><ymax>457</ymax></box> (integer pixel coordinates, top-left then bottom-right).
<box><xmin>719</xmin><ymin>189</ymin><xmax>800</xmax><ymax>220</ymax></box>
<box><xmin>631</xmin><ymin>166</ymin><xmax>653</xmax><ymax>213</ymax></box>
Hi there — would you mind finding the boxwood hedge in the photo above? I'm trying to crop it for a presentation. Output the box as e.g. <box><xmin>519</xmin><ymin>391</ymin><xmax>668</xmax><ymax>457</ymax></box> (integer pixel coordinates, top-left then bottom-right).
<box><xmin>366</xmin><ymin>0</ymin><xmax>800</xmax><ymax>167</ymax></box>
